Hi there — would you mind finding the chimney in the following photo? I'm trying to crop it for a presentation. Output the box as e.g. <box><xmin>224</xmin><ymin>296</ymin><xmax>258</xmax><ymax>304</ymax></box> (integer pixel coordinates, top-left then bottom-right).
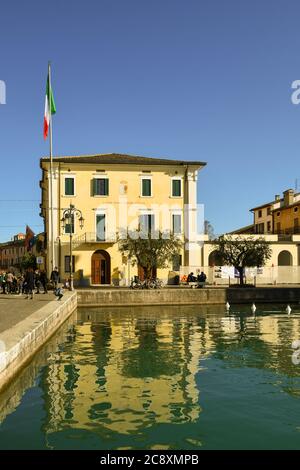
<box><xmin>275</xmin><ymin>194</ymin><xmax>280</xmax><ymax>201</ymax></box>
<box><xmin>283</xmin><ymin>189</ymin><xmax>294</xmax><ymax>206</ymax></box>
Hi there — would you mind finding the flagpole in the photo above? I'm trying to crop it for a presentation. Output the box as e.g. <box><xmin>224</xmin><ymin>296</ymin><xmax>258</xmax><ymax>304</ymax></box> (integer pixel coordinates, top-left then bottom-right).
<box><xmin>48</xmin><ymin>61</ymin><xmax>55</xmax><ymax>273</ymax></box>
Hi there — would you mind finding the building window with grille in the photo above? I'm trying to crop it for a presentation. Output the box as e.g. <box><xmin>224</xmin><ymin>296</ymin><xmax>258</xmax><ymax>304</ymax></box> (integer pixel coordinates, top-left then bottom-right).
<box><xmin>93</xmin><ymin>178</ymin><xmax>109</xmax><ymax>196</ymax></box>
<box><xmin>255</xmin><ymin>223</ymin><xmax>264</xmax><ymax>234</ymax></box>
<box><xmin>172</xmin><ymin>254</ymin><xmax>182</xmax><ymax>271</ymax></box>
<box><xmin>96</xmin><ymin>214</ymin><xmax>106</xmax><ymax>241</ymax></box>
<box><xmin>139</xmin><ymin>214</ymin><xmax>155</xmax><ymax>235</ymax></box>
<box><xmin>172</xmin><ymin>214</ymin><xmax>182</xmax><ymax>235</ymax></box>
<box><xmin>64</xmin><ymin>176</ymin><xmax>75</xmax><ymax>196</ymax></box>
<box><xmin>65</xmin><ymin>255</ymin><xmax>75</xmax><ymax>273</ymax></box>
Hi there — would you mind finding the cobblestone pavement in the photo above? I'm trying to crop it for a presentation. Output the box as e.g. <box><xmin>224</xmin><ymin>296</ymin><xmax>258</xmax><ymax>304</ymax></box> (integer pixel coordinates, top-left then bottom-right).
<box><xmin>0</xmin><ymin>293</ymin><xmax>58</xmax><ymax>333</ymax></box>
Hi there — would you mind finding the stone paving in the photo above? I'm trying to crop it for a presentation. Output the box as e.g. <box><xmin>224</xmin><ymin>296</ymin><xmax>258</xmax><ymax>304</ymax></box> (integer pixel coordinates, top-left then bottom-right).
<box><xmin>0</xmin><ymin>293</ymin><xmax>57</xmax><ymax>334</ymax></box>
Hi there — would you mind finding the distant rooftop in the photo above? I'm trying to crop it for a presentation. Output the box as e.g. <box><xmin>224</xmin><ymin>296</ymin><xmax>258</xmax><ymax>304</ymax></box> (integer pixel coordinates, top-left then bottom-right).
<box><xmin>40</xmin><ymin>152</ymin><xmax>207</xmax><ymax>167</ymax></box>
<box><xmin>228</xmin><ymin>224</ymin><xmax>255</xmax><ymax>235</ymax></box>
<box><xmin>250</xmin><ymin>190</ymin><xmax>300</xmax><ymax>212</ymax></box>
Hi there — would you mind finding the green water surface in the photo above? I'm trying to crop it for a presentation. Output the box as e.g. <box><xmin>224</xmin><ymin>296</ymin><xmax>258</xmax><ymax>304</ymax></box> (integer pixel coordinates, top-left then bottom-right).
<box><xmin>0</xmin><ymin>304</ymin><xmax>300</xmax><ymax>450</ymax></box>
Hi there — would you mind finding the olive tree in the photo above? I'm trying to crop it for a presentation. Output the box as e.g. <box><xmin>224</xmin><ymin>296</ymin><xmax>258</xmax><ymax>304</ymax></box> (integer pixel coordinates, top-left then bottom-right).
<box><xmin>214</xmin><ymin>235</ymin><xmax>272</xmax><ymax>285</ymax></box>
<box><xmin>118</xmin><ymin>230</ymin><xmax>182</xmax><ymax>282</ymax></box>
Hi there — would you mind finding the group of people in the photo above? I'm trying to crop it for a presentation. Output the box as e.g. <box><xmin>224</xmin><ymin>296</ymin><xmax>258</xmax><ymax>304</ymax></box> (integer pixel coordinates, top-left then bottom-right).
<box><xmin>187</xmin><ymin>271</ymin><xmax>207</xmax><ymax>287</ymax></box>
<box><xmin>0</xmin><ymin>266</ymin><xmax>63</xmax><ymax>300</ymax></box>
<box><xmin>0</xmin><ymin>271</ymin><xmax>22</xmax><ymax>294</ymax></box>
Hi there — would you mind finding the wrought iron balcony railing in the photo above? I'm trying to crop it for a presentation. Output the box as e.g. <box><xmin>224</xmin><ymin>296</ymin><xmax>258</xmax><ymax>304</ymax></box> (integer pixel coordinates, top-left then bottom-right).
<box><xmin>72</xmin><ymin>232</ymin><xmax>116</xmax><ymax>247</ymax></box>
<box><xmin>274</xmin><ymin>227</ymin><xmax>300</xmax><ymax>235</ymax></box>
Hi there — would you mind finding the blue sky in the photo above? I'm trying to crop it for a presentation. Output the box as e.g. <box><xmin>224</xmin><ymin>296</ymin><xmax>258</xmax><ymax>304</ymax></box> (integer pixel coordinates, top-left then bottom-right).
<box><xmin>1</xmin><ymin>0</ymin><xmax>300</xmax><ymax>241</ymax></box>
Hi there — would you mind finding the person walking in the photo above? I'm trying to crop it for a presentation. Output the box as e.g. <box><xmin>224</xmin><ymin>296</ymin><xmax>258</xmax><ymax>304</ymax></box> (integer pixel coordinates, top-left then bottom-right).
<box><xmin>35</xmin><ymin>269</ymin><xmax>41</xmax><ymax>294</ymax></box>
<box><xmin>12</xmin><ymin>273</ymin><xmax>18</xmax><ymax>294</ymax></box>
<box><xmin>24</xmin><ymin>268</ymin><xmax>35</xmax><ymax>300</ymax></box>
<box><xmin>40</xmin><ymin>270</ymin><xmax>48</xmax><ymax>294</ymax></box>
<box><xmin>50</xmin><ymin>267</ymin><xmax>59</xmax><ymax>289</ymax></box>
<box><xmin>0</xmin><ymin>272</ymin><xmax>6</xmax><ymax>294</ymax></box>
<box><xmin>6</xmin><ymin>271</ymin><xmax>13</xmax><ymax>294</ymax></box>
<box><xmin>17</xmin><ymin>274</ymin><xmax>24</xmax><ymax>295</ymax></box>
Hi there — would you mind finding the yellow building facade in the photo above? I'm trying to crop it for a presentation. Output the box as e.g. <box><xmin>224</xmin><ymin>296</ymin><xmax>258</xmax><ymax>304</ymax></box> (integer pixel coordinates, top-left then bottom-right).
<box><xmin>40</xmin><ymin>153</ymin><xmax>206</xmax><ymax>286</ymax></box>
<box><xmin>250</xmin><ymin>189</ymin><xmax>300</xmax><ymax>235</ymax></box>
<box><xmin>272</xmin><ymin>190</ymin><xmax>300</xmax><ymax>235</ymax></box>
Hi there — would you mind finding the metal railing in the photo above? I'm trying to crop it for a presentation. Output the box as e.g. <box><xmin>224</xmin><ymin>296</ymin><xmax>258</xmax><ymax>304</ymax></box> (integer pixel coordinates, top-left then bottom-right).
<box><xmin>274</xmin><ymin>227</ymin><xmax>300</xmax><ymax>235</ymax></box>
<box><xmin>180</xmin><ymin>265</ymin><xmax>300</xmax><ymax>285</ymax></box>
<box><xmin>72</xmin><ymin>232</ymin><xmax>116</xmax><ymax>247</ymax></box>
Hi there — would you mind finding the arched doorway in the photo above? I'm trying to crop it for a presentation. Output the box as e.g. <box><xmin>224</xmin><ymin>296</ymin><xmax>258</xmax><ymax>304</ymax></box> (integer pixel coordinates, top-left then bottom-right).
<box><xmin>91</xmin><ymin>250</ymin><xmax>111</xmax><ymax>284</ymax></box>
<box><xmin>208</xmin><ymin>250</ymin><xmax>223</xmax><ymax>267</ymax></box>
<box><xmin>278</xmin><ymin>250</ymin><xmax>293</xmax><ymax>266</ymax></box>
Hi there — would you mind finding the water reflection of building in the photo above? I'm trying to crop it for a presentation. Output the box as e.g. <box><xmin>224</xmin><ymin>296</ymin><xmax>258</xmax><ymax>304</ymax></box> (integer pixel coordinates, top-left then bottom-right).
<box><xmin>0</xmin><ymin>314</ymin><xmax>76</xmax><ymax>425</ymax></box>
<box><xmin>42</xmin><ymin>309</ymin><xmax>204</xmax><ymax>435</ymax></box>
<box><xmin>1</xmin><ymin>306</ymin><xmax>299</xmax><ymax>436</ymax></box>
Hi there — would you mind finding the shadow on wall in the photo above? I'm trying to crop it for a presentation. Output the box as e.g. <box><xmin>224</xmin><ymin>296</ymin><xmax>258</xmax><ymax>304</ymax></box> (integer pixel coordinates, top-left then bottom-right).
<box><xmin>112</xmin><ymin>268</ymin><xmax>121</xmax><ymax>286</ymax></box>
<box><xmin>74</xmin><ymin>269</ymin><xmax>90</xmax><ymax>287</ymax></box>
<box><xmin>168</xmin><ymin>271</ymin><xmax>180</xmax><ymax>285</ymax></box>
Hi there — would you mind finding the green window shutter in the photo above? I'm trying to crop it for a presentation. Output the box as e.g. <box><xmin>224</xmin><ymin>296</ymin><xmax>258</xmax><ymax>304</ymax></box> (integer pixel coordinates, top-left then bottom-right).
<box><xmin>104</xmin><ymin>178</ymin><xmax>109</xmax><ymax>196</ymax></box>
<box><xmin>142</xmin><ymin>179</ymin><xmax>151</xmax><ymax>196</ymax></box>
<box><xmin>93</xmin><ymin>178</ymin><xmax>109</xmax><ymax>196</ymax></box>
<box><xmin>172</xmin><ymin>179</ymin><xmax>181</xmax><ymax>197</ymax></box>
<box><xmin>93</xmin><ymin>178</ymin><xmax>97</xmax><ymax>196</ymax></box>
<box><xmin>65</xmin><ymin>178</ymin><xmax>74</xmax><ymax>196</ymax></box>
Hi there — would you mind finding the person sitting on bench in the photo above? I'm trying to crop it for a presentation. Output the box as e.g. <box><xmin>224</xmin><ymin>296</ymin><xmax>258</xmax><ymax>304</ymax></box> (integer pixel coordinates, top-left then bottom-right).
<box><xmin>197</xmin><ymin>271</ymin><xmax>207</xmax><ymax>287</ymax></box>
<box><xmin>187</xmin><ymin>272</ymin><xmax>197</xmax><ymax>283</ymax></box>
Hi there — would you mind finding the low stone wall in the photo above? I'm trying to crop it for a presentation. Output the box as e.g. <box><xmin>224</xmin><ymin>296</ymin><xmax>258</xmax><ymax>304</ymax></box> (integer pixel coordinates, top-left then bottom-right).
<box><xmin>227</xmin><ymin>287</ymin><xmax>300</xmax><ymax>304</ymax></box>
<box><xmin>0</xmin><ymin>291</ymin><xmax>77</xmax><ymax>393</ymax></box>
<box><xmin>77</xmin><ymin>288</ymin><xmax>227</xmax><ymax>307</ymax></box>
<box><xmin>77</xmin><ymin>287</ymin><xmax>300</xmax><ymax>307</ymax></box>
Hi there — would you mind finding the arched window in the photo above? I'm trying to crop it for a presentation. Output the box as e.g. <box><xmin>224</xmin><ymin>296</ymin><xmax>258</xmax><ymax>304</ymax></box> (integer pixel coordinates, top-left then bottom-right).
<box><xmin>278</xmin><ymin>250</ymin><xmax>293</xmax><ymax>266</ymax></box>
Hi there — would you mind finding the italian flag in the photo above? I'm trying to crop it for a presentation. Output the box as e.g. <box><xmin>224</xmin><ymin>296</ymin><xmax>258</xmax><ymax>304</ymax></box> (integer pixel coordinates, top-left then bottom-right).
<box><xmin>43</xmin><ymin>72</ymin><xmax>56</xmax><ymax>140</ymax></box>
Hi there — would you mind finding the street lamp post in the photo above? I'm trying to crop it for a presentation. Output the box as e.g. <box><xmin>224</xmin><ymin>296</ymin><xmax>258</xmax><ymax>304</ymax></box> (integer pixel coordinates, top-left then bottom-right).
<box><xmin>61</xmin><ymin>204</ymin><xmax>84</xmax><ymax>290</ymax></box>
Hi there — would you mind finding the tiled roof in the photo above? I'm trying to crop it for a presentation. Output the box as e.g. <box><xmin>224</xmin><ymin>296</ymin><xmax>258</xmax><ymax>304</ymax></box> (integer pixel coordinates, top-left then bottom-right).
<box><xmin>40</xmin><ymin>153</ymin><xmax>206</xmax><ymax>166</ymax></box>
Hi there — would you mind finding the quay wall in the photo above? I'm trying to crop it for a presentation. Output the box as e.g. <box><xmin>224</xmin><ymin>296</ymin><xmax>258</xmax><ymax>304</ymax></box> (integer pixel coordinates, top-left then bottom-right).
<box><xmin>77</xmin><ymin>287</ymin><xmax>300</xmax><ymax>307</ymax></box>
<box><xmin>77</xmin><ymin>288</ymin><xmax>227</xmax><ymax>306</ymax></box>
<box><xmin>0</xmin><ymin>292</ymin><xmax>77</xmax><ymax>393</ymax></box>
<box><xmin>226</xmin><ymin>287</ymin><xmax>300</xmax><ymax>304</ymax></box>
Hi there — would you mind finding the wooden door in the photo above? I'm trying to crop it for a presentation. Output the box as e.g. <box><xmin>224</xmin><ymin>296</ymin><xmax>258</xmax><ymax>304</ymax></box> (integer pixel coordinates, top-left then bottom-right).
<box><xmin>91</xmin><ymin>251</ymin><xmax>110</xmax><ymax>284</ymax></box>
<box><xmin>92</xmin><ymin>255</ymin><xmax>101</xmax><ymax>284</ymax></box>
<box><xmin>100</xmin><ymin>259</ymin><xmax>106</xmax><ymax>284</ymax></box>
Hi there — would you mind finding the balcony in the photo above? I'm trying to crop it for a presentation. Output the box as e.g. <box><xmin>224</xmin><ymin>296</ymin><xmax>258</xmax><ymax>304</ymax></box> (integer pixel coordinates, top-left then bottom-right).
<box><xmin>72</xmin><ymin>232</ymin><xmax>116</xmax><ymax>248</ymax></box>
<box><xmin>274</xmin><ymin>227</ymin><xmax>300</xmax><ymax>241</ymax></box>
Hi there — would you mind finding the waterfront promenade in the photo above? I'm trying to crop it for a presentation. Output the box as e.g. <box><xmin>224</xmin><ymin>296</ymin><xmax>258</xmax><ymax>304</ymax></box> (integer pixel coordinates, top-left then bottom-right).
<box><xmin>0</xmin><ymin>291</ymin><xmax>77</xmax><ymax>393</ymax></box>
<box><xmin>0</xmin><ymin>294</ymin><xmax>54</xmax><ymax>333</ymax></box>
